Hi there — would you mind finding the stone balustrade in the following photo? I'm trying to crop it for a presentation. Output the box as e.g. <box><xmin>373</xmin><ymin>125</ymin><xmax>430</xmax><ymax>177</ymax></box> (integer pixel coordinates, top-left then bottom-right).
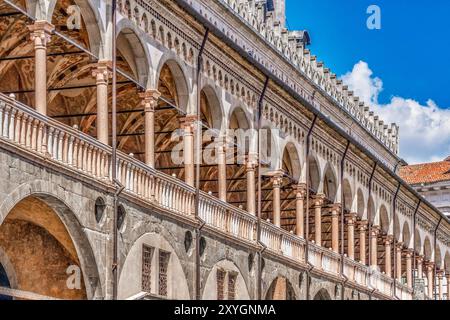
<box><xmin>0</xmin><ymin>93</ymin><xmax>419</xmax><ymax>299</ymax></box>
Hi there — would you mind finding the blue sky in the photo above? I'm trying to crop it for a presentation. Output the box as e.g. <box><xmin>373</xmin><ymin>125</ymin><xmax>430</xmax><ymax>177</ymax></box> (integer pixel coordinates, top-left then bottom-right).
<box><xmin>285</xmin><ymin>0</ymin><xmax>450</xmax><ymax>164</ymax></box>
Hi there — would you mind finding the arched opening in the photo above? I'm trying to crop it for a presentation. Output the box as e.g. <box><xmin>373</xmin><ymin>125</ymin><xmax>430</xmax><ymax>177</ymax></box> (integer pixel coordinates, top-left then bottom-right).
<box><xmin>46</xmin><ymin>0</ymin><xmax>104</xmax><ymax>136</ymax></box>
<box><xmin>423</xmin><ymin>237</ymin><xmax>432</xmax><ymax>261</ymax></box>
<box><xmin>113</xmin><ymin>28</ymin><xmax>151</xmax><ymax>160</ymax></box>
<box><xmin>198</xmin><ymin>86</ymin><xmax>223</xmax><ymax>196</ymax></box>
<box><xmin>313</xmin><ymin>288</ymin><xmax>332</xmax><ymax>300</ymax></box>
<box><xmin>267</xmin><ymin>143</ymin><xmax>302</xmax><ymax>232</ymax></box>
<box><xmin>402</xmin><ymin>222</ymin><xmax>411</xmax><ymax>248</ymax></box>
<box><xmin>323</xmin><ymin>164</ymin><xmax>337</xmax><ymax>202</ymax></box>
<box><xmin>342</xmin><ymin>179</ymin><xmax>352</xmax><ymax>212</ymax></box>
<box><xmin>308</xmin><ymin>156</ymin><xmax>320</xmax><ymax>193</ymax></box>
<box><xmin>265</xmin><ymin>276</ymin><xmax>296</xmax><ymax>300</ymax></box>
<box><xmin>377</xmin><ymin>204</ymin><xmax>390</xmax><ymax>273</ymax></box>
<box><xmin>379</xmin><ymin>205</ymin><xmax>389</xmax><ymax>234</ymax></box>
<box><xmin>0</xmin><ymin>0</ymin><xmax>102</xmax><ymax>115</ymax></box>
<box><xmin>356</xmin><ymin>189</ymin><xmax>365</xmax><ymax>219</ymax></box>
<box><xmin>153</xmin><ymin>60</ymin><xmax>190</xmax><ymax>180</ymax></box>
<box><xmin>226</xmin><ymin>107</ymin><xmax>252</xmax><ymax>210</ymax></box>
<box><xmin>0</xmin><ymin>195</ymin><xmax>89</xmax><ymax>299</ymax></box>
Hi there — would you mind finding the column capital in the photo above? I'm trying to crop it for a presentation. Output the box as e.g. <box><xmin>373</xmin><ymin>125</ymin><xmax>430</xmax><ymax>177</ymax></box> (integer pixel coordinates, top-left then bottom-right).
<box><xmin>268</xmin><ymin>170</ymin><xmax>284</xmax><ymax>186</ymax></box>
<box><xmin>295</xmin><ymin>183</ymin><xmax>307</xmax><ymax>198</ymax></box>
<box><xmin>346</xmin><ymin>212</ymin><xmax>357</xmax><ymax>225</ymax></box>
<box><xmin>395</xmin><ymin>242</ymin><xmax>404</xmax><ymax>250</ymax></box>
<box><xmin>357</xmin><ymin>219</ymin><xmax>368</xmax><ymax>231</ymax></box>
<box><xmin>245</xmin><ymin>154</ymin><xmax>258</xmax><ymax>170</ymax></box>
<box><xmin>382</xmin><ymin>235</ymin><xmax>394</xmax><ymax>245</ymax></box>
<box><xmin>91</xmin><ymin>61</ymin><xmax>112</xmax><ymax>83</ymax></box>
<box><xmin>403</xmin><ymin>248</ymin><xmax>414</xmax><ymax>257</ymax></box>
<box><xmin>424</xmin><ymin>261</ymin><xmax>435</xmax><ymax>271</ymax></box>
<box><xmin>28</xmin><ymin>20</ymin><xmax>54</xmax><ymax>47</ymax></box>
<box><xmin>416</xmin><ymin>254</ymin><xmax>425</xmax><ymax>263</ymax></box>
<box><xmin>178</xmin><ymin>114</ymin><xmax>199</xmax><ymax>128</ymax></box>
<box><xmin>330</xmin><ymin>203</ymin><xmax>341</xmax><ymax>214</ymax></box>
<box><xmin>436</xmin><ymin>270</ymin><xmax>445</xmax><ymax>278</ymax></box>
<box><xmin>370</xmin><ymin>225</ymin><xmax>380</xmax><ymax>237</ymax></box>
<box><xmin>312</xmin><ymin>194</ymin><xmax>325</xmax><ymax>207</ymax></box>
<box><xmin>139</xmin><ymin>89</ymin><xmax>161</xmax><ymax>112</ymax></box>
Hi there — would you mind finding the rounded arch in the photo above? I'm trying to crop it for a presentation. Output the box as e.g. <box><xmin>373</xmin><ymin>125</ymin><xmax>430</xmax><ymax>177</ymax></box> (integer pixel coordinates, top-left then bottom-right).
<box><xmin>308</xmin><ymin>155</ymin><xmax>321</xmax><ymax>193</ymax></box>
<box><xmin>323</xmin><ymin>163</ymin><xmax>338</xmax><ymax>202</ymax></box>
<box><xmin>342</xmin><ymin>178</ymin><xmax>352</xmax><ymax>211</ymax></box>
<box><xmin>379</xmin><ymin>204</ymin><xmax>389</xmax><ymax>234</ymax></box>
<box><xmin>202</xmin><ymin>259</ymin><xmax>250</xmax><ymax>300</ymax></box>
<box><xmin>265</xmin><ymin>276</ymin><xmax>296</xmax><ymax>300</ymax></box>
<box><xmin>435</xmin><ymin>246</ymin><xmax>443</xmax><ymax>269</ymax></box>
<box><xmin>423</xmin><ymin>237</ymin><xmax>432</xmax><ymax>261</ymax></box>
<box><xmin>228</xmin><ymin>105</ymin><xmax>252</xmax><ymax>130</ymax></box>
<box><xmin>200</xmin><ymin>85</ymin><xmax>224</xmax><ymax>132</ymax></box>
<box><xmin>281</xmin><ymin>142</ymin><xmax>301</xmax><ymax>181</ymax></box>
<box><xmin>116</xmin><ymin>25</ymin><xmax>151</xmax><ymax>88</ymax></box>
<box><xmin>155</xmin><ymin>57</ymin><xmax>191</xmax><ymax>112</ymax></box>
<box><xmin>118</xmin><ymin>232</ymin><xmax>190</xmax><ymax>300</ymax></box>
<box><xmin>229</xmin><ymin>106</ymin><xmax>254</xmax><ymax>157</ymax></box>
<box><xmin>0</xmin><ymin>181</ymin><xmax>102</xmax><ymax>299</ymax></box>
<box><xmin>313</xmin><ymin>288</ymin><xmax>332</xmax><ymax>300</ymax></box>
<box><xmin>414</xmin><ymin>229</ymin><xmax>422</xmax><ymax>255</ymax></box>
<box><xmin>48</xmin><ymin>0</ymin><xmax>104</xmax><ymax>57</ymax></box>
<box><xmin>402</xmin><ymin>221</ymin><xmax>411</xmax><ymax>248</ymax></box>
<box><xmin>356</xmin><ymin>189</ymin><xmax>365</xmax><ymax>218</ymax></box>
<box><xmin>0</xmin><ymin>246</ymin><xmax>18</xmax><ymax>292</ymax></box>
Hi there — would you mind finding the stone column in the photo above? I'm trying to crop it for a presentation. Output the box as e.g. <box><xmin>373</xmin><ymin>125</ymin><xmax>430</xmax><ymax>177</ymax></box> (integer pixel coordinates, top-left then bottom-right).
<box><xmin>245</xmin><ymin>158</ymin><xmax>257</xmax><ymax>215</ymax></box>
<box><xmin>312</xmin><ymin>194</ymin><xmax>325</xmax><ymax>246</ymax></box>
<box><xmin>217</xmin><ymin>140</ymin><xmax>227</xmax><ymax>202</ymax></box>
<box><xmin>139</xmin><ymin>89</ymin><xmax>161</xmax><ymax>167</ymax></box>
<box><xmin>295</xmin><ymin>184</ymin><xmax>306</xmax><ymax>238</ymax></box>
<box><xmin>417</xmin><ymin>255</ymin><xmax>424</xmax><ymax>279</ymax></box>
<box><xmin>369</xmin><ymin>226</ymin><xmax>380</xmax><ymax>268</ymax></box>
<box><xmin>405</xmin><ymin>249</ymin><xmax>413</xmax><ymax>288</ymax></box>
<box><xmin>179</xmin><ymin>115</ymin><xmax>197</xmax><ymax>186</ymax></box>
<box><xmin>395</xmin><ymin>242</ymin><xmax>403</xmax><ymax>283</ymax></box>
<box><xmin>331</xmin><ymin>204</ymin><xmax>341</xmax><ymax>253</ymax></box>
<box><xmin>425</xmin><ymin>262</ymin><xmax>434</xmax><ymax>298</ymax></box>
<box><xmin>272</xmin><ymin>171</ymin><xmax>283</xmax><ymax>228</ymax></box>
<box><xmin>383</xmin><ymin>236</ymin><xmax>393</xmax><ymax>277</ymax></box>
<box><xmin>92</xmin><ymin>62</ymin><xmax>111</xmax><ymax>145</ymax></box>
<box><xmin>358</xmin><ymin>220</ymin><xmax>368</xmax><ymax>265</ymax></box>
<box><xmin>28</xmin><ymin>21</ymin><xmax>54</xmax><ymax>115</ymax></box>
<box><xmin>346</xmin><ymin>213</ymin><xmax>356</xmax><ymax>260</ymax></box>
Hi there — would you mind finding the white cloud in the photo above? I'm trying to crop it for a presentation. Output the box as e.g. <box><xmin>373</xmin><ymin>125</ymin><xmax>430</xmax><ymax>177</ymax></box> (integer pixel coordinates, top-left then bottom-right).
<box><xmin>340</xmin><ymin>61</ymin><xmax>450</xmax><ymax>164</ymax></box>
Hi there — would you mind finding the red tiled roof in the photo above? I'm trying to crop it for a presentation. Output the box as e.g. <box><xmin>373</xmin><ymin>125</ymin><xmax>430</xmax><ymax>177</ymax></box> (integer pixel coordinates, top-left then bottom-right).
<box><xmin>399</xmin><ymin>158</ymin><xmax>450</xmax><ymax>185</ymax></box>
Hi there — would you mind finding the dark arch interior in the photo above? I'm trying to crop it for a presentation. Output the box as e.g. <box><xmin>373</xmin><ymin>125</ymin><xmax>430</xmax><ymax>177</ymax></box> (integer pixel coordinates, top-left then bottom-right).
<box><xmin>0</xmin><ymin>196</ymin><xmax>87</xmax><ymax>299</ymax></box>
<box><xmin>265</xmin><ymin>277</ymin><xmax>296</xmax><ymax>300</ymax></box>
<box><xmin>0</xmin><ymin>262</ymin><xmax>11</xmax><ymax>300</ymax></box>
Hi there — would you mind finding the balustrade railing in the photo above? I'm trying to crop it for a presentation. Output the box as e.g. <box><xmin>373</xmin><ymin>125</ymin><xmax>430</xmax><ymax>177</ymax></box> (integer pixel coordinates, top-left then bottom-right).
<box><xmin>0</xmin><ymin>93</ymin><xmax>409</xmax><ymax>300</ymax></box>
<box><xmin>199</xmin><ymin>192</ymin><xmax>256</xmax><ymax>242</ymax></box>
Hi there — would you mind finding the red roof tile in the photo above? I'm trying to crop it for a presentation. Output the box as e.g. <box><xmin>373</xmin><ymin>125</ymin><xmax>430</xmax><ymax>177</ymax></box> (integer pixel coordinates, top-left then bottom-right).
<box><xmin>399</xmin><ymin>158</ymin><xmax>450</xmax><ymax>185</ymax></box>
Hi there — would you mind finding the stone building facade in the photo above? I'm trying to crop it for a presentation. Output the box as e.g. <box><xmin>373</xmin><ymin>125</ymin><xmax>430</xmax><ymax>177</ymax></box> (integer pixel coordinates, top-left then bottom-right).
<box><xmin>0</xmin><ymin>0</ymin><xmax>449</xmax><ymax>300</ymax></box>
